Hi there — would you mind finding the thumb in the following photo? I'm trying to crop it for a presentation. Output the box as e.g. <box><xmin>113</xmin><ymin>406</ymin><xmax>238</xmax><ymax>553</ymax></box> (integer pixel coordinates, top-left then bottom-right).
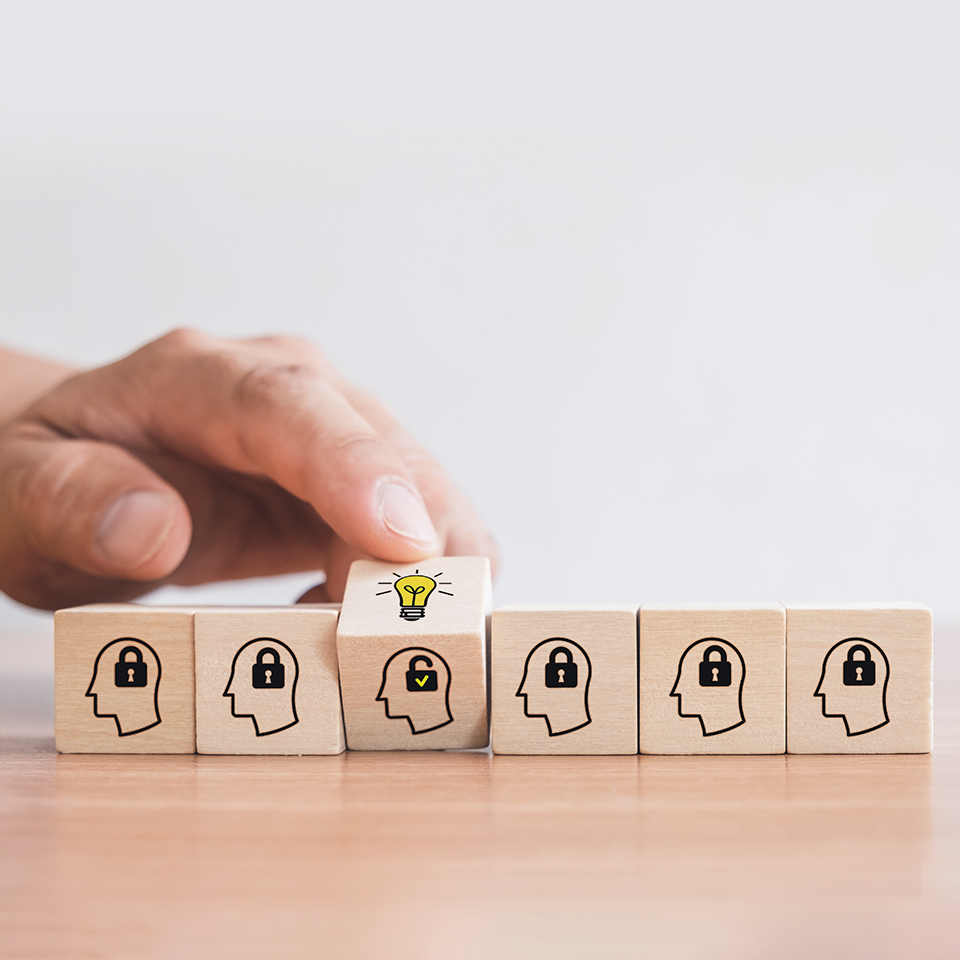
<box><xmin>0</xmin><ymin>424</ymin><xmax>192</xmax><ymax>581</ymax></box>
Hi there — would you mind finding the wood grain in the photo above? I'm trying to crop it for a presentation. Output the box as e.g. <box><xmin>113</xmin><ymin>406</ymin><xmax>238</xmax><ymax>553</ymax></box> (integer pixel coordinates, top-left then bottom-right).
<box><xmin>195</xmin><ymin>605</ymin><xmax>344</xmax><ymax>755</ymax></box>
<box><xmin>54</xmin><ymin>604</ymin><xmax>197</xmax><ymax>754</ymax></box>
<box><xmin>335</xmin><ymin>557</ymin><xmax>491</xmax><ymax>750</ymax></box>
<box><xmin>785</xmin><ymin>603</ymin><xmax>932</xmax><ymax>754</ymax></box>
<box><xmin>639</xmin><ymin>603</ymin><xmax>786</xmax><ymax>754</ymax></box>
<box><xmin>491</xmin><ymin>604</ymin><xmax>638</xmax><ymax>754</ymax></box>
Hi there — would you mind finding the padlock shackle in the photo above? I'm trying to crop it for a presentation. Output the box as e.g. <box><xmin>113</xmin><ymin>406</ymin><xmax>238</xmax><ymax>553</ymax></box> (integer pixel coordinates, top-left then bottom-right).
<box><xmin>408</xmin><ymin>654</ymin><xmax>434</xmax><ymax>671</ymax></box>
<box><xmin>846</xmin><ymin>644</ymin><xmax>873</xmax><ymax>663</ymax></box>
<box><xmin>548</xmin><ymin>646</ymin><xmax>574</xmax><ymax>665</ymax></box>
<box><xmin>702</xmin><ymin>644</ymin><xmax>728</xmax><ymax>664</ymax></box>
<box><xmin>117</xmin><ymin>645</ymin><xmax>143</xmax><ymax>664</ymax></box>
<box><xmin>255</xmin><ymin>646</ymin><xmax>282</xmax><ymax>666</ymax></box>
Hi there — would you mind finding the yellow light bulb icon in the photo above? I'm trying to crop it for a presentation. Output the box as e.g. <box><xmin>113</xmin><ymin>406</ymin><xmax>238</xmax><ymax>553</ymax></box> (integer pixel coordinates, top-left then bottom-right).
<box><xmin>394</xmin><ymin>573</ymin><xmax>437</xmax><ymax>621</ymax></box>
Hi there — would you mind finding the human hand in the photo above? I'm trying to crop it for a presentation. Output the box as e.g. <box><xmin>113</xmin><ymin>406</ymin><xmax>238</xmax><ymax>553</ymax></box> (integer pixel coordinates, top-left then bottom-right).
<box><xmin>0</xmin><ymin>330</ymin><xmax>496</xmax><ymax>610</ymax></box>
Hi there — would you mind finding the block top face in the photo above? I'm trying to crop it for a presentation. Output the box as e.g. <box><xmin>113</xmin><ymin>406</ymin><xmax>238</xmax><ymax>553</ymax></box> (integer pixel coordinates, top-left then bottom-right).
<box><xmin>641</xmin><ymin>602</ymin><xmax>785</xmax><ymax>613</ymax></box>
<box><xmin>496</xmin><ymin>604</ymin><xmax>638</xmax><ymax>614</ymax></box>
<box><xmin>783</xmin><ymin>602</ymin><xmax>931</xmax><ymax>613</ymax></box>
<box><xmin>337</xmin><ymin>557</ymin><xmax>491</xmax><ymax>639</ymax></box>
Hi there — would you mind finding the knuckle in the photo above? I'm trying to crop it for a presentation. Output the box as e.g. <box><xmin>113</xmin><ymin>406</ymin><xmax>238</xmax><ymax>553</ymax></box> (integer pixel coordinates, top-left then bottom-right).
<box><xmin>233</xmin><ymin>363</ymin><xmax>324</xmax><ymax>411</ymax></box>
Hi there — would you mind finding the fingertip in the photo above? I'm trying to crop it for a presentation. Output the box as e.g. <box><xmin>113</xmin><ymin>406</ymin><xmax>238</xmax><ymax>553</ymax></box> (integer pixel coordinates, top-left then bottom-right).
<box><xmin>377</xmin><ymin>480</ymin><xmax>440</xmax><ymax>555</ymax></box>
<box><xmin>95</xmin><ymin>489</ymin><xmax>190</xmax><ymax>578</ymax></box>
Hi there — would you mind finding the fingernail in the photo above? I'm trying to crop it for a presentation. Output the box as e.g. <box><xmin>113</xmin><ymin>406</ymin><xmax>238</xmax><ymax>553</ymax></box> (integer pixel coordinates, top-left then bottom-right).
<box><xmin>97</xmin><ymin>491</ymin><xmax>176</xmax><ymax>567</ymax></box>
<box><xmin>379</xmin><ymin>482</ymin><xmax>438</xmax><ymax>546</ymax></box>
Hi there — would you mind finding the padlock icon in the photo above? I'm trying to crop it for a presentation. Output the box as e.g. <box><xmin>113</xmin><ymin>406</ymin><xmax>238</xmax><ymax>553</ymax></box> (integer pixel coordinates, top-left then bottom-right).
<box><xmin>698</xmin><ymin>645</ymin><xmax>732</xmax><ymax>687</ymax></box>
<box><xmin>406</xmin><ymin>654</ymin><xmax>438</xmax><ymax>691</ymax></box>
<box><xmin>113</xmin><ymin>645</ymin><xmax>148</xmax><ymax>687</ymax></box>
<box><xmin>842</xmin><ymin>644</ymin><xmax>876</xmax><ymax>686</ymax></box>
<box><xmin>251</xmin><ymin>647</ymin><xmax>286</xmax><ymax>688</ymax></box>
<box><xmin>544</xmin><ymin>646</ymin><xmax>578</xmax><ymax>688</ymax></box>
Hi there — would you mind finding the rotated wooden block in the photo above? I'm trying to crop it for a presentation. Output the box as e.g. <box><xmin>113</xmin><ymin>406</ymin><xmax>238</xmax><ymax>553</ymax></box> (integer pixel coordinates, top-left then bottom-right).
<box><xmin>490</xmin><ymin>604</ymin><xmax>638</xmax><ymax>755</ymax></box>
<box><xmin>639</xmin><ymin>603</ymin><xmax>785</xmax><ymax>754</ymax></box>
<box><xmin>336</xmin><ymin>557</ymin><xmax>491</xmax><ymax>750</ymax></box>
<box><xmin>195</xmin><ymin>605</ymin><xmax>345</xmax><ymax>755</ymax></box>
<box><xmin>785</xmin><ymin>603</ymin><xmax>932</xmax><ymax>754</ymax></box>
<box><xmin>55</xmin><ymin>604</ymin><xmax>196</xmax><ymax>754</ymax></box>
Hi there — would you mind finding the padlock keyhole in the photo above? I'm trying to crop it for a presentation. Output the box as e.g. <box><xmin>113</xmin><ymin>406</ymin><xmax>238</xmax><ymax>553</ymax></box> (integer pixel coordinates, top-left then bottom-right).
<box><xmin>557</xmin><ymin>668</ymin><xmax>565</xmax><ymax>684</ymax></box>
<box><xmin>264</xmin><ymin>669</ymin><xmax>273</xmax><ymax>685</ymax></box>
<box><xmin>855</xmin><ymin>666</ymin><xmax>862</xmax><ymax>681</ymax></box>
<box><xmin>127</xmin><ymin>667</ymin><xmax>135</xmax><ymax>683</ymax></box>
<box><xmin>711</xmin><ymin>667</ymin><xmax>719</xmax><ymax>682</ymax></box>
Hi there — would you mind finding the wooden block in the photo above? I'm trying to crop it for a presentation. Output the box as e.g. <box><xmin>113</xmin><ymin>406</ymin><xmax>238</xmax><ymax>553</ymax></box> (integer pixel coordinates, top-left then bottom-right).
<box><xmin>336</xmin><ymin>557</ymin><xmax>491</xmax><ymax>750</ymax></box>
<box><xmin>490</xmin><ymin>604</ymin><xmax>638</xmax><ymax>755</ymax></box>
<box><xmin>638</xmin><ymin>603</ymin><xmax>785</xmax><ymax>754</ymax></box>
<box><xmin>194</xmin><ymin>605</ymin><xmax>345</xmax><ymax>755</ymax></box>
<box><xmin>55</xmin><ymin>604</ymin><xmax>196</xmax><ymax>754</ymax></box>
<box><xmin>785</xmin><ymin>603</ymin><xmax>932</xmax><ymax>754</ymax></box>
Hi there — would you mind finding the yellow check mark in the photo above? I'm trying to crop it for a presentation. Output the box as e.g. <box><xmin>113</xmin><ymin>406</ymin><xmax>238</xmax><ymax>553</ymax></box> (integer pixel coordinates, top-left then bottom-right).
<box><xmin>415</xmin><ymin>675</ymin><xmax>429</xmax><ymax>687</ymax></box>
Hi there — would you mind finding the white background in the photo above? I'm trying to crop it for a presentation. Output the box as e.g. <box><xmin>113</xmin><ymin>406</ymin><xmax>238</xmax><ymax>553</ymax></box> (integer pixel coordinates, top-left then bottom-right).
<box><xmin>1</xmin><ymin>1</ymin><xmax>958</xmax><ymax>676</ymax></box>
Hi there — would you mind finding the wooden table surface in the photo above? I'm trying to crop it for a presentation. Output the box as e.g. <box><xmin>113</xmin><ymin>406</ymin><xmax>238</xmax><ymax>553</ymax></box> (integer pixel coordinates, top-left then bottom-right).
<box><xmin>2</xmin><ymin>631</ymin><xmax>960</xmax><ymax>959</ymax></box>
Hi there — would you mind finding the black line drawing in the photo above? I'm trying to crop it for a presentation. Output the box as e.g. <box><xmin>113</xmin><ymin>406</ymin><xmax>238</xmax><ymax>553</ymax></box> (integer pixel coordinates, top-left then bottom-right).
<box><xmin>516</xmin><ymin>637</ymin><xmax>592</xmax><ymax>736</ymax></box>
<box><xmin>223</xmin><ymin>638</ymin><xmax>300</xmax><ymax>736</ymax></box>
<box><xmin>670</xmin><ymin>637</ymin><xmax>746</xmax><ymax>736</ymax></box>
<box><xmin>376</xmin><ymin>647</ymin><xmax>453</xmax><ymax>734</ymax></box>
<box><xmin>814</xmin><ymin>637</ymin><xmax>890</xmax><ymax>736</ymax></box>
<box><xmin>376</xmin><ymin>570</ymin><xmax>453</xmax><ymax>621</ymax></box>
<box><xmin>86</xmin><ymin>637</ymin><xmax>162</xmax><ymax>736</ymax></box>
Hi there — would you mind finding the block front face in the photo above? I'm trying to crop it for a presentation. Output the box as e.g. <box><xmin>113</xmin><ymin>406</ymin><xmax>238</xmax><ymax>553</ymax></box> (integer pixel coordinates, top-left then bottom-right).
<box><xmin>195</xmin><ymin>606</ymin><xmax>344</xmax><ymax>755</ymax></box>
<box><xmin>336</xmin><ymin>557</ymin><xmax>491</xmax><ymax>750</ymax></box>
<box><xmin>785</xmin><ymin>604</ymin><xmax>932</xmax><ymax>754</ymax></box>
<box><xmin>491</xmin><ymin>605</ymin><xmax>638</xmax><ymax>755</ymax></box>
<box><xmin>639</xmin><ymin>604</ymin><xmax>786</xmax><ymax>755</ymax></box>
<box><xmin>55</xmin><ymin>605</ymin><xmax>196</xmax><ymax>754</ymax></box>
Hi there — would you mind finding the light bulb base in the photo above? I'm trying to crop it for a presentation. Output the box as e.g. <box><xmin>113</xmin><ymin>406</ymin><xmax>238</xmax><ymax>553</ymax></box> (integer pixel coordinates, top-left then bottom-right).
<box><xmin>399</xmin><ymin>606</ymin><xmax>426</xmax><ymax>621</ymax></box>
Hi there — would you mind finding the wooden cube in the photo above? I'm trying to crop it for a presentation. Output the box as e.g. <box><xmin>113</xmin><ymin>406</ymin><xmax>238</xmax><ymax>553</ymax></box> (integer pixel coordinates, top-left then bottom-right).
<box><xmin>55</xmin><ymin>604</ymin><xmax>197</xmax><ymax>754</ymax></box>
<box><xmin>194</xmin><ymin>605</ymin><xmax>345</xmax><ymax>755</ymax></box>
<box><xmin>638</xmin><ymin>603</ymin><xmax>785</xmax><ymax>754</ymax></box>
<box><xmin>336</xmin><ymin>557</ymin><xmax>491</xmax><ymax>750</ymax></box>
<box><xmin>785</xmin><ymin>603</ymin><xmax>932</xmax><ymax>754</ymax></box>
<box><xmin>490</xmin><ymin>604</ymin><xmax>638</xmax><ymax>755</ymax></box>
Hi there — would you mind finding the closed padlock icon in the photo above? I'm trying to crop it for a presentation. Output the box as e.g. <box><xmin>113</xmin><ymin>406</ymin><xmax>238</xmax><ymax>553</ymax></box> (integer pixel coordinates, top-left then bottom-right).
<box><xmin>698</xmin><ymin>645</ymin><xmax>732</xmax><ymax>687</ymax></box>
<box><xmin>406</xmin><ymin>654</ymin><xmax>438</xmax><ymax>691</ymax></box>
<box><xmin>113</xmin><ymin>645</ymin><xmax>148</xmax><ymax>687</ymax></box>
<box><xmin>251</xmin><ymin>647</ymin><xmax>286</xmax><ymax>689</ymax></box>
<box><xmin>544</xmin><ymin>646</ymin><xmax>578</xmax><ymax>688</ymax></box>
<box><xmin>842</xmin><ymin>644</ymin><xmax>876</xmax><ymax>686</ymax></box>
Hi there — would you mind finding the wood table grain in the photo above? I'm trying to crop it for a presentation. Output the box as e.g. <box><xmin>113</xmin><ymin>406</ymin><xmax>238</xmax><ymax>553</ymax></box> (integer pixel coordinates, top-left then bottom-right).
<box><xmin>2</xmin><ymin>638</ymin><xmax>959</xmax><ymax>958</ymax></box>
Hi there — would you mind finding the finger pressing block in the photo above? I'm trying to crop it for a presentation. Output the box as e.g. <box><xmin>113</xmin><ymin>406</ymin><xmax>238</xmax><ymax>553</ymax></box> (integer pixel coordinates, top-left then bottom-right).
<box><xmin>55</xmin><ymin>604</ymin><xmax>198</xmax><ymax>754</ymax></box>
<box><xmin>335</xmin><ymin>557</ymin><xmax>491</xmax><ymax>750</ymax></box>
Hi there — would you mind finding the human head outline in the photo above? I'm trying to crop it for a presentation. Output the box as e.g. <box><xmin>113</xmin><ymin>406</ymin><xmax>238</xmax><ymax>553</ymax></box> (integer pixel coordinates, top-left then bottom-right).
<box><xmin>86</xmin><ymin>637</ymin><xmax>162</xmax><ymax>736</ymax></box>
<box><xmin>814</xmin><ymin>637</ymin><xmax>890</xmax><ymax>736</ymax></box>
<box><xmin>516</xmin><ymin>637</ymin><xmax>592</xmax><ymax>736</ymax></box>
<box><xmin>223</xmin><ymin>637</ymin><xmax>300</xmax><ymax>736</ymax></box>
<box><xmin>670</xmin><ymin>637</ymin><xmax>746</xmax><ymax>736</ymax></box>
<box><xmin>376</xmin><ymin>646</ymin><xmax>453</xmax><ymax>734</ymax></box>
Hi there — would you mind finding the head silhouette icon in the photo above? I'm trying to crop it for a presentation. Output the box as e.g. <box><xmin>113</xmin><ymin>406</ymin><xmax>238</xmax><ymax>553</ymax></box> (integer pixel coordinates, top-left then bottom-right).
<box><xmin>815</xmin><ymin>637</ymin><xmax>890</xmax><ymax>736</ymax></box>
<box><xmin>224</xmin><ymin>638</ymin><xmax>299</xmax><ymax>736</ymax></box>
<box><xmin>516</xmin><ymin>638</ymin><xmax>592</xmax><ymax>736</ymax></box>
<box><xmin>86</xmin><ymin>638</ymin><xmax>161</xmax><ymax>736</ymax></box>
<box><xmin>376</xmin><ymin>647</ymin><xmax>453</xmax><ymax>734</ymax></box>
<box><xmin>670</xmin><ymin>637</ymin><xmax>746</xmax><ymax>736</ymax></box>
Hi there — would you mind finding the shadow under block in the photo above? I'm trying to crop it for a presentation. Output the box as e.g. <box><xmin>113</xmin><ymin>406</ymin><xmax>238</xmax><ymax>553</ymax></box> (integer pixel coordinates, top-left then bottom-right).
<box><xmin>638</xmin><ymin>603</ymin><xmax>786</xmax><ymax>755</ymax></box>
<box><xmin>785</xmin><ymin>603</ymin><xmax>932</xmax><ymax>754</ymax></box>
<box><xmin>195</xmin><ymin>605</ymin><xmax>345</xmax><ymax>755</ymax></box>
<box><xmin>336</xmin><ymin>557</ymin><xmax>491</xmax><ymax>750</ymax></box>
<box><xmin>55</xmin><ymin>604</ymin><xmax>197</xmax><ymax>754</ymax></box>
<box><xmin>491</xmin><ymin>605</ymin><xmax>638</xmax><ymax>755</ymax></box>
